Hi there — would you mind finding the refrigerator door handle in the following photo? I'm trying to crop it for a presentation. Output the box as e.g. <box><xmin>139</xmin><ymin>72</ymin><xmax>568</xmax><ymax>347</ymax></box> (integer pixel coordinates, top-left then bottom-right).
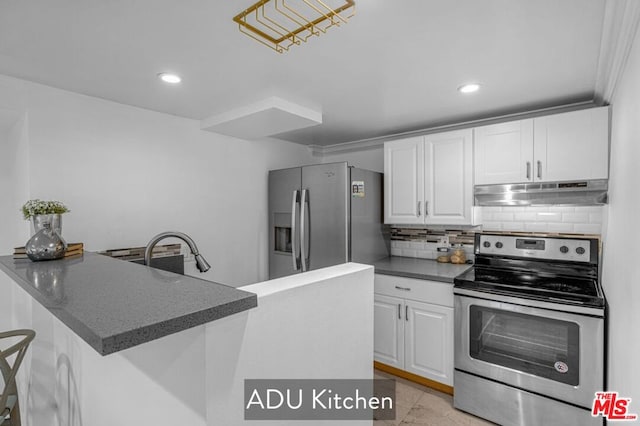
<box><xmin>300</xmin><ymin>189</ymin><xmax>309</xmax><ymax>272</ymax></box>
<box><xmin>291</xmin><ymin>190</ymin><xmax>300</xmax><ymax>271</ymax></box>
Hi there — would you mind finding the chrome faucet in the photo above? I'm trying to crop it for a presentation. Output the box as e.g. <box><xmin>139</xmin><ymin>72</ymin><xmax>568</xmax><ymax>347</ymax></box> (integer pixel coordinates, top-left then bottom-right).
<box><xmin>144</xmin><ymin>231</ymin><xmax>211</xmax><ymax>273</ymax></box>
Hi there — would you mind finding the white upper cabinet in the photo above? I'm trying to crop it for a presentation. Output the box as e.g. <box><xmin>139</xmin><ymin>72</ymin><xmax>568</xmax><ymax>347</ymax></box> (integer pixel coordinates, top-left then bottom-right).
<box><xmin>474</xmin><ymin>107</ymin><xmax>609</xmax><ymax>185</ymax></box>
<box><xmin>474</xmin><ymin>119</ymin><xmax>534</xmax><ymax>185</ymax></box>
<box><xmin>534</xmin><ymin>107</ymin><xmax>609</xmax><ymax>182</ymax></box>
<box><xmin>424</xmin><ymin>129</ymin><xmax>473</xmax><ymax>225</ymax></box>
<box><xmin>384</xmin><ymin>130</ymin><xmax>473</xmax><ymax>225</ymax></box>
<box><xmin>385</xmin><ymin>107</ymin><xmax>609</xmax><ymax>224</ymax></box>
<box><xmin>384</xmin><ymin>137</ymin><xmax>424</xmax><ymax>224</ymax></box>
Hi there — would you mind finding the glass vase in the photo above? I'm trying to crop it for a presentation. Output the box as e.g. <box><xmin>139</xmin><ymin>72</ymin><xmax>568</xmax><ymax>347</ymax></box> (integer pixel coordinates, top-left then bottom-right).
<box><xmin>25</xmin><ymin>214</ymin><xmax>67</xmax><ymax>261</ymax></box>
<box><xmin>31</xmin><ymin>214</ymin><xmax>63</xmax><ymax>235</ymax></box>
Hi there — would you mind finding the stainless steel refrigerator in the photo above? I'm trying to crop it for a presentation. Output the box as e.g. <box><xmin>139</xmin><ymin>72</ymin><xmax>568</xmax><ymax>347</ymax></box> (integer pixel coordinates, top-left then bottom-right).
<box><xmin>269</xmin><ymin>162</ymin><xmax>389</xmax><ymax>279</ymax></box>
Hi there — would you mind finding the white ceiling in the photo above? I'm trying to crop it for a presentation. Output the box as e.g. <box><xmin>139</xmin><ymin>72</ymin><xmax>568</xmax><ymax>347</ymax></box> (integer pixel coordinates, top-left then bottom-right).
<box><xmin>0</xmin><ymin>0</ymin><xmax>606</xmax><ymax>146</ymax></box>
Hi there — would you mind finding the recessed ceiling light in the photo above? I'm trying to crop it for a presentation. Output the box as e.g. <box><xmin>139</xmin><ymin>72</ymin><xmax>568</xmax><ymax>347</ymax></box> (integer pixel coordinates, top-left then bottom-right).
<box><xmin>158</xmin><ymin>73</ymin><xmax>182</xmax><ymax>84</ymax></box>
<box><xmin>458</xmin><ymin>83</ymin><xmax>480</xmax><ymax>94</ymax></box>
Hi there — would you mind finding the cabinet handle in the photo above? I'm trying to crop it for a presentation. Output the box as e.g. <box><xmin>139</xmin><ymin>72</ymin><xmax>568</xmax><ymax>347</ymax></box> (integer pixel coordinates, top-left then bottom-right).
<box><xmin>417</xmin><ymin>201</ymin><xmax>421</xmax><ymax>217</ymax></box>
<box><xmin>395</xmin><ymin>286</ymin><xmax>411</xmax><ymax>291</ymax></box>
<box><xmin>526</xmin><ymin>162</ymin><xmax>531</xmax><ymax>180</ymax></box>
<box><xmin>425</xmin><ymin>201</ymin><xmax>429</xmax><ymax>217</ymax></box>
<box><xmin>537</xmin><ymin>161</ymin><xmax>542</xmax><ymax>179</ymax></box>
<box><xmin>405</xmin><ymin>305</ymin><xmax>409</xmax><ymax>321</ymax></box>
<box><xmin>398</xmin><ymin>304</ymin><xmax>402</xmax><ymax>320</ymax></box>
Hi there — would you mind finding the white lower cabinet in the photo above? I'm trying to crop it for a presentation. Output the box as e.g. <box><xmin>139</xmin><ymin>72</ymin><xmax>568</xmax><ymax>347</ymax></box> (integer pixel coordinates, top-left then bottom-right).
<box><xmin>373</xmin><ymin>294</ymin><xmax>404</xmax><ymax>368</ymax></box>
<box><xmin>373</xmin><ymin>274</ymin><xmax>454</xmax><ymax>387</ymax></box>
<box><xmin>405</xmin><ymin>300</ymin><xmax>453</xmax><ymax>384</ymax></box>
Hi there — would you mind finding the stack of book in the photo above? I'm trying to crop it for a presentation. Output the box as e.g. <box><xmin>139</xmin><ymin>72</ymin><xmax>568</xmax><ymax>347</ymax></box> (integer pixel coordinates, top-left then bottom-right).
<box><xmin>13</xmin><ymin>243</ymin><xmax>84</xmax><ymax>259</ymax></box>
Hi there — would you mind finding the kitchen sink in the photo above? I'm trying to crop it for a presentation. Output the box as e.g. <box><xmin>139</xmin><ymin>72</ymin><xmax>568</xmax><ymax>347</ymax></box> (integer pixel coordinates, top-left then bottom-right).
<box><xmin>130</xmin><ymin>255</ymin><xmax>184</xmax><ymax>275</ymax></box>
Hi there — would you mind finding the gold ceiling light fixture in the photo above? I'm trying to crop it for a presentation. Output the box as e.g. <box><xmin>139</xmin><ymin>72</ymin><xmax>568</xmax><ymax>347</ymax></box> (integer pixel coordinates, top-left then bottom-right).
<box><xmin>233</xmin><ymin>0</ymin><xmax>355</xmax><ymax>53</ymax></box>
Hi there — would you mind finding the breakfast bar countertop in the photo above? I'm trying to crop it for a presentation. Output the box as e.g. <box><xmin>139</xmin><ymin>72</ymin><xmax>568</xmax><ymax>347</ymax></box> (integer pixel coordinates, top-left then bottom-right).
<box><xmin>0</xmin><ymin>252</ymin><xmax>257</xmax><ymax>355</ymax></box>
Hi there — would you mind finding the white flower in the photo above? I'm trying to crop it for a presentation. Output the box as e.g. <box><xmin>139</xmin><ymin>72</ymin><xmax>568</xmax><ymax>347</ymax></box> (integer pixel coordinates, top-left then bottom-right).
<box><xmin>21</xmin><ymin>199</ymin><xmax>70</xmax><ymax>220</ymax></box>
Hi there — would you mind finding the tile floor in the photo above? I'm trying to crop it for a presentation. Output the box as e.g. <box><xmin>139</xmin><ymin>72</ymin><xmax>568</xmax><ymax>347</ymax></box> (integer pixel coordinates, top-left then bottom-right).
<box><xmin>374</xmin><ymin>370</ymin><xmax>495</xmax><ymax>425</ymax></box>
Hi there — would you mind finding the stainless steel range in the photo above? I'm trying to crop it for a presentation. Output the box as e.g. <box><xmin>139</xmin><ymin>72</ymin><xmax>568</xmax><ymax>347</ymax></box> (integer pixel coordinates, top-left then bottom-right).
<box><xmin>453</xmin><ymin>233</ymin><xmax>606</xmax><ymax>426</ymax></box>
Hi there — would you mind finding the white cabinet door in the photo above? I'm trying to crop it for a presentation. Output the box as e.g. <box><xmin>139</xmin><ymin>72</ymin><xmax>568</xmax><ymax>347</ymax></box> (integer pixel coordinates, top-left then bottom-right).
<box><xmin>533</xmin><ymin>107</ymin><xmax>609</xmax><ymax>182</ymax></box>
<box><xmin>404</xmin><ymin>300</ymin><xmax>454</xmax><ymax>386</ymax></box>
<box><xmin>384</xmin><ymin>137</ymin><xmax>424</xmax><ymax>224</ymax></box>
<box><xmin>424</xmin><ymin>129</ymin><xmax>474</xmax><ymax>225</ymax></box>
<box><xmin>373</xmin><ymin>294</ymin><xmax>404</xmax><ymax>368</ymax></box>
<box><xmin>474</xmin><ymin>119</ymin><xmax>534</xmax><ymax>185</ymax></box>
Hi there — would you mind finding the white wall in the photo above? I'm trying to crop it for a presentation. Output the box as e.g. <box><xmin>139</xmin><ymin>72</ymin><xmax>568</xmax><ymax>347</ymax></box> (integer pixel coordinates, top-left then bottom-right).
<box><xmin>0</xmin><ymin>124</ymin><xmax>16</xmax><ymax>243</ymax></box>
<box><xmin>321</xmin><ymin>146</ymin><xmax>384</xmax><ymax>173</ymax></box>
<box><xmin>0</xmin><ymin>76</ymin><xmax>30</xmax><ymax>249</ymax></box>
<box><xmin>0</xmin><ymin>114</ymin><xmax>30</xmax><ymax>249</ymax></box>
<box><xmin>207</xmin><ymin>263</ymin><xmax>374</xmax><ymax>426</ymax></box>
<box><xmin>0</xmin><ymin>74</ymin><xmax>318</xmax><ymax>286</ymax></box>
<box><xmin>602</xmin><ymin>26</ymin><xmax>640</xmax><ymax>401</ymax></box>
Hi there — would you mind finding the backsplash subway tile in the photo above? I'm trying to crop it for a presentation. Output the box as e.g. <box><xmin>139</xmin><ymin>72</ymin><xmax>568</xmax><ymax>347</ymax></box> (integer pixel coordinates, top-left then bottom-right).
<box><xmin>478</xmin><ymin>206</ymin><xmax>604</xmax><ymax>234</ymax></box>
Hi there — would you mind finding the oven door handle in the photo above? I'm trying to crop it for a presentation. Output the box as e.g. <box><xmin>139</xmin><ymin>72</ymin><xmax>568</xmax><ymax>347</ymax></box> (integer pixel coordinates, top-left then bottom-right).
<box><xmin>453</xmin><ymin>288</ymin><xmax>605</xmax><ymax>317</ymax></box>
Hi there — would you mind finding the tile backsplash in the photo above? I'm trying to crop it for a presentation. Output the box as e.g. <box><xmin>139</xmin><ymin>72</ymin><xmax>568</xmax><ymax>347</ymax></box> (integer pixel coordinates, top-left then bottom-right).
<box><xmin>99</xmin><ymin>243</ymin><xmax>182</xmax><ymax>260</ymax></box>
<box><xmin>478</xmin><ymin>206</ymin><xmax>604</xmax><ymax>234</ymax></box>
<box><xmin>389</xmin><ymin>206</ymin><xmax>604</xmax><ymax>261</ymax></box>
<box><xmin>390</xmin><ymin>227</ymin><xmax>477</xmax><ymax>261</ymax></box>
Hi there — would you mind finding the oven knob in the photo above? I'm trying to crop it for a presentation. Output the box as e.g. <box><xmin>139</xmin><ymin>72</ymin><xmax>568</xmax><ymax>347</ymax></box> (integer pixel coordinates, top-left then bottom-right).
<box><xmin>483</xmin><ymin>241</ymin><xmax>491</xmax><ymax>248</ymax></box>
<box><xmin>576</xmin><ymin>247</ymin><xmax>586</xmax><ymax>255</ymax></box>
<box><xmin>560</xmin><ymin>246</ymin><xmax>569</xmax><ymax>254</ymax></box>
<box><xmin>495</xmin><ymin>242</ymin><xmax>503</xmax><ymax>249</ymax></box>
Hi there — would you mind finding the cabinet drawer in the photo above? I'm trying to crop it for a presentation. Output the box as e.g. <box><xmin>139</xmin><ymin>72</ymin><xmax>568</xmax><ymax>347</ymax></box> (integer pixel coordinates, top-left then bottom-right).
<box><xmin>374</xmin><ymin>274</ymin><xmax>453</xmax><ymax>307</ymax></box>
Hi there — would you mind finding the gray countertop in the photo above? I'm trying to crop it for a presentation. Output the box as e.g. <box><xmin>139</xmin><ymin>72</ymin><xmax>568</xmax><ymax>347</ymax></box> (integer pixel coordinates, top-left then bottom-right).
<box><xmin>0</xmin><ymin>253</ymin><xmax>257</xmax><ymax>355</ymax></box>
<box><xmin>373</xmin><ymin>256</ymin><xmax>472</xmax><ymax>283</ymax></box>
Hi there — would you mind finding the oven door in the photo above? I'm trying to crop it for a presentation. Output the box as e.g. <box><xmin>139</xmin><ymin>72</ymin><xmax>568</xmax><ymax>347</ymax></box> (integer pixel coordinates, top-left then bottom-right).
<box><xmin>454</xmin><ymin>292</ymin><xmax>604</xmax><ymax>409</ymax></box>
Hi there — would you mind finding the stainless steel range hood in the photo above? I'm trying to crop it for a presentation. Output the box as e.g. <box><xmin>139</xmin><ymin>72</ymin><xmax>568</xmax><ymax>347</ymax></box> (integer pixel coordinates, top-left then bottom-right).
<box><xmin>475</xmin><ymin>179</ymin><xmax>608</xmax><ymax>206</ymax></box>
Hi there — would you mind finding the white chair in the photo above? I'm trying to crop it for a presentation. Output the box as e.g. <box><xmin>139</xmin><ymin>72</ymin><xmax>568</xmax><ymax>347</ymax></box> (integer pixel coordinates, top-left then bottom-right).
<box><xmin>0</xmin><ymin>330</ymin><xmax>35</xmax><ymax>426</ymax></box>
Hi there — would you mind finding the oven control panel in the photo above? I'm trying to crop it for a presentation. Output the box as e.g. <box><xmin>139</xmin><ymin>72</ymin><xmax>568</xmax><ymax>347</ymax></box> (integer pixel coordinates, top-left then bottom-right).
<box><xmin>478</xmin><ymin>234</ymin><xmax>593</xmax><ymax>262</ymax></box>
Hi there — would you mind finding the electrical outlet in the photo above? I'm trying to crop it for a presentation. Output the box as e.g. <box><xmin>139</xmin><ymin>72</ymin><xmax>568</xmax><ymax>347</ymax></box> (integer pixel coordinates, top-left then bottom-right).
<box><xmin>438</xmin><ymin>236</ymin><xmax>450</xmax><ymax>245</ymax></box>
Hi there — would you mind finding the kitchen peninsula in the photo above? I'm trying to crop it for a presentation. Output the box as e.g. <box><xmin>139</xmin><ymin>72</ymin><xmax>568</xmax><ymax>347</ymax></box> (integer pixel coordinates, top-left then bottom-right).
<box><xmin>0</xmin><ymin>254</ymin><xmax>374</xmax><ymax>426</ymax></box>
<box><xmin>0</xmin><ymin>253</ymin><xmax>257</xmax><ymax>355</ymax></box>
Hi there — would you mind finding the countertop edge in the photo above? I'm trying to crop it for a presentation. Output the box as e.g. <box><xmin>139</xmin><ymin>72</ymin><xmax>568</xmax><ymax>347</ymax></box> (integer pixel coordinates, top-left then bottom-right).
<box><xmin>100</xmin><ymin>295</ymin><xmax>258</xmax><ymax>355</ymax></box>
<box><xmin>372</xmin><ymin>256</ymin><xmax>473</xmax><ymax>284</ymax></box>
<box><xmin>374</xmin><ymin>269</ymin><xmax>458</xmax><ymax>283</ymax></box>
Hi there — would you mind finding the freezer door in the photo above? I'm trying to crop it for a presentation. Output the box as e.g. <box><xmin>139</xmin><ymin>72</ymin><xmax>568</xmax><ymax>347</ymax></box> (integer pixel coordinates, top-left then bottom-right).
<box><xmin>269</xmin><ymin>167</ymin><xmax>302</xmax><ymax>279</ymax></box>
<box><xmin>301</xmin><ymin>163</ymin><xmax>349</xmax><ymax>271</ymax></box>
